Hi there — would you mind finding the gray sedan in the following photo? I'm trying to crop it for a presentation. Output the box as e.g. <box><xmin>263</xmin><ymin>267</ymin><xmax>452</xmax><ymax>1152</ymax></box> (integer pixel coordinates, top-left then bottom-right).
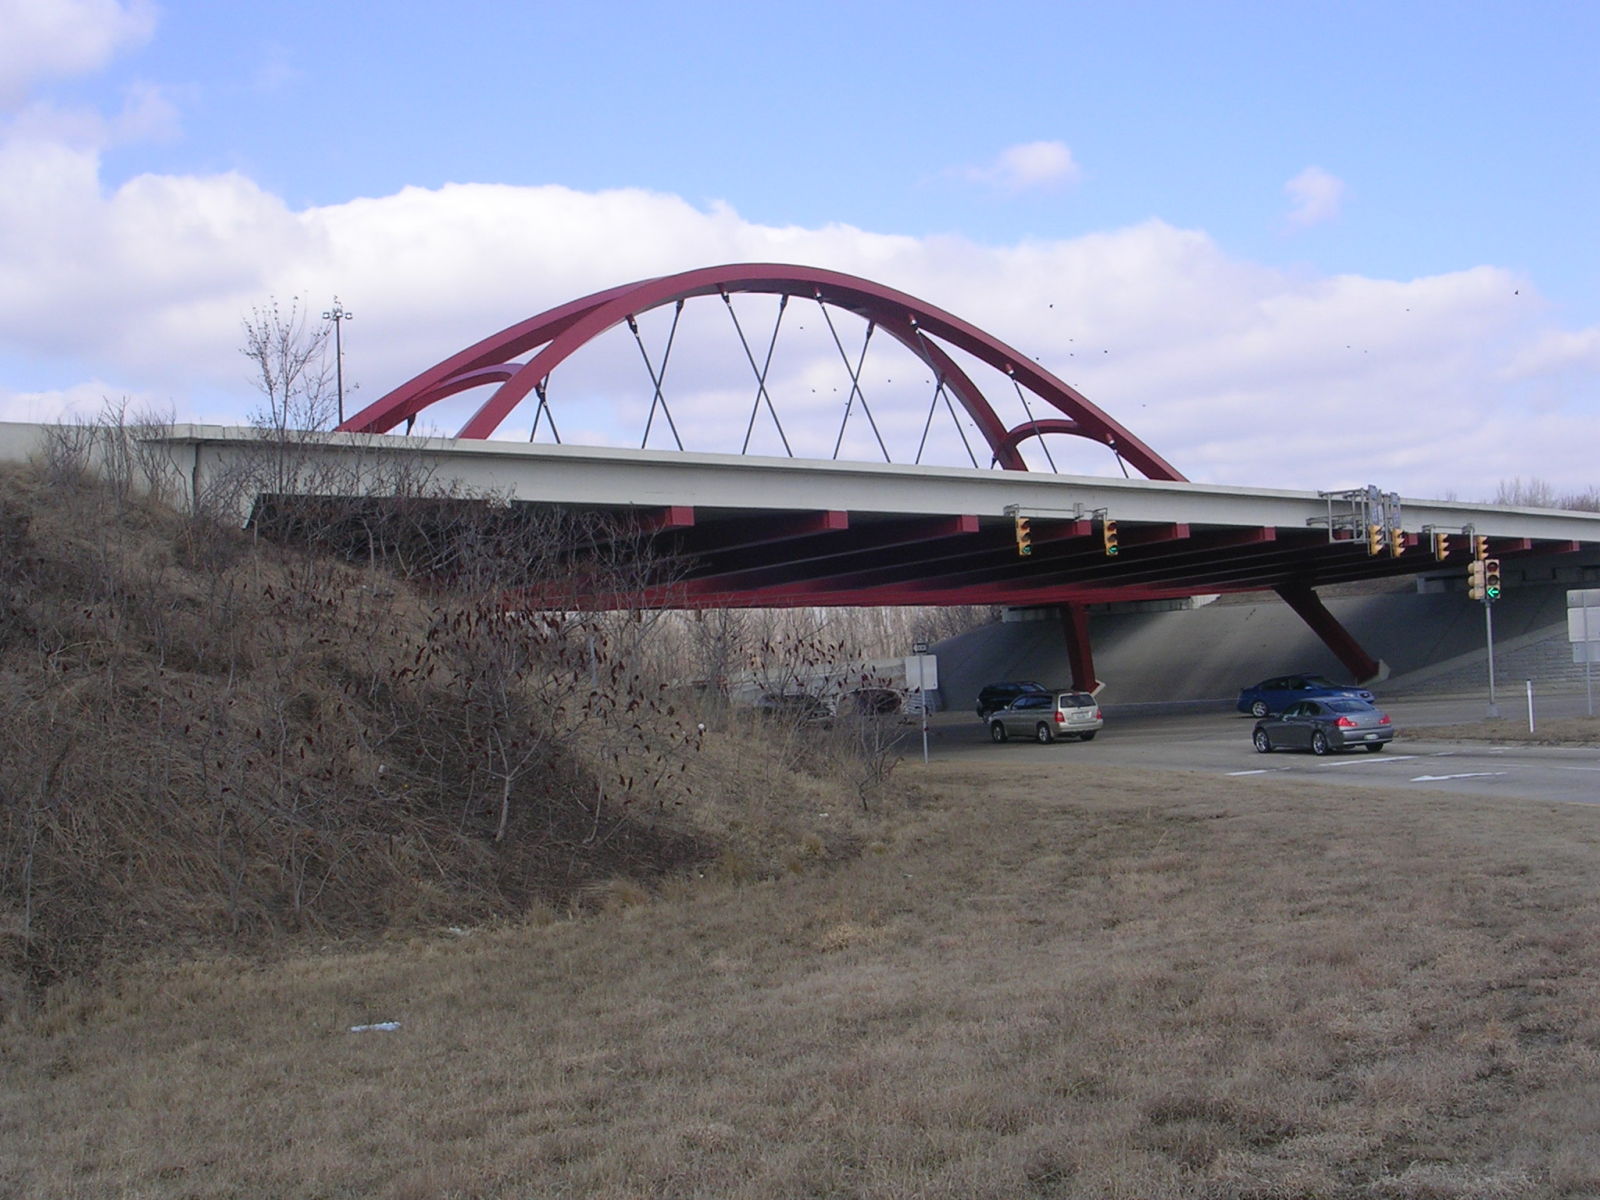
<box><xmin>1251</xmin><ymin>698</ymin><xmax>1394</xmax><ymax>755</ymax></box>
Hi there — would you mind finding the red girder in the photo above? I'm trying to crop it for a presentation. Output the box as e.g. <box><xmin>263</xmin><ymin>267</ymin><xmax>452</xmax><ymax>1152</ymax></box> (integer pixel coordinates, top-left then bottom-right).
<box><xmin>339</xmin><ymin>263</ymin><xmax>1186</xmax><ymax>482</ymax></box>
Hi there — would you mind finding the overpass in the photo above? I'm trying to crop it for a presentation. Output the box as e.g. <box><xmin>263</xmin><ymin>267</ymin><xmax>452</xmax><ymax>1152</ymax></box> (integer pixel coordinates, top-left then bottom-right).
<box><xmin>81</xmin><ymin>422</ymin><xmax>1600</xmax><ymax>690</ymax></box>
<box><xmin>7</xmin><ymin>264</ymin><xmax>1598</xmax><ymax>692</ymax></box>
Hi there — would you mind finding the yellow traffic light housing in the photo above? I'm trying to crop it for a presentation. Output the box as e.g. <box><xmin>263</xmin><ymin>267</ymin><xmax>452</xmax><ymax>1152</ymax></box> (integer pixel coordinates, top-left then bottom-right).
<box><xmin>1014</xmin><ymin>515</ymin><xmax>1032</xmax><ymax>557</ymax></box>
<box><xmin>1366</xmin><ymin>524</ymin><xmax>1383</xmax><ymax>555</ymax></box>
<box><xmin>1484</xmin><ymin>558</ymin><xmax>1502</xmax><ymax>601</ymax></box>
<box><xmin>1389</xmin><ymin>529</ymin><xmax>1405</xmax><ymax>557</ymax></box>
<box><xmin>1102</xmin><ymin>518</ymin><xmax>1119</xmax><ymax>557</ymax></box>
<box><xmin>1474</xmin><ymin>535</ymin><xmax>1489</xmax><ymax>561</ymax></box>
<box><xmin>1431</xmin><ymin>531</ymin><xmax>1450</xmax><ymax>560</ymax></box>
<box><xmin>1467</xmin><ymin>560</ymin><xmax>1486</xmax><ymax>601</ymax></box>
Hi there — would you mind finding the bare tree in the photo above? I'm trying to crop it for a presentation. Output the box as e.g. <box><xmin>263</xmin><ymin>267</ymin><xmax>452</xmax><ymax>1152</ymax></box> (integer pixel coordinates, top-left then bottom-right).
<box><xmin>1494</xmin><ymin>477</ymin><xmax>1600</xmax><ymax>512</ymax></box>
<box><xmin>242</xmin><ymin>296</ymin><xmax>335</xmax><ymax>436</ymax></box>
<box><xmin>40</xmin><ymin>398</ymin><xmax>181</xmax><ymax>508</ymax></box>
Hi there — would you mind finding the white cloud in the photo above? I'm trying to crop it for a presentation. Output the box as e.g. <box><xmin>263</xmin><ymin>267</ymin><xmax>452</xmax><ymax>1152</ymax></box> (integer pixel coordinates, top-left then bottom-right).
<box><xmin>250</xmin><ymin>41</ymin><xmax>301</xmax><ymax>94</ymax></box>
<box><xmin>4</xmin><ymin>79</ymin><xmax>179</xmax><ymax>151</ymax></box>
<box><xmin>0</xmin><ymin>117</ymin><xmax>1594</xmax><ymax>499</ymax></box>
<box><xmin>956</xmin><ymin>141</ymin><xmax>1081</xmax><ymax>192</ymax></box>
<box><xmin>1284</xmin><ymin>165</ymin><xmax>1345</xmax><ymax>228</ymax></box>
<box><xmin>1504</xmin><ymin>325</ymin><xmax>1600</xmax><ymax>378</ymax></box>
<box><xmin>0</xmin><ymin>379</ymin><xmax>158</xmax><ymax>424</ymax></box>
<box><xmin>0</xmin><ymin>0</ymin><xmax>156</xmax><ymax>110</ymax></box>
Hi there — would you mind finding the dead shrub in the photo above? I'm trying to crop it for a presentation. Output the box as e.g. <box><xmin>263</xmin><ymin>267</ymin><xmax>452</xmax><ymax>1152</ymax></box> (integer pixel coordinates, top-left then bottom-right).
<box><xmin>0</xmin><ymin>464</ymin><xmax>724</xmax><ymax>988</ymax></box>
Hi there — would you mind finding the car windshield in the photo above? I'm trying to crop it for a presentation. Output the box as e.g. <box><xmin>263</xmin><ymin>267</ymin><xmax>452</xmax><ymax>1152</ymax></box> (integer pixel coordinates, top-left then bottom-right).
<box><xmin>1301</xmin><ymin>676</ymin><xmax>1338</xmax><ymax>688</ymax></box>
<box><xmin>1057</xmin><ymin>693</ymin><xmax>1095</xmax><ymax>707</ymax></box>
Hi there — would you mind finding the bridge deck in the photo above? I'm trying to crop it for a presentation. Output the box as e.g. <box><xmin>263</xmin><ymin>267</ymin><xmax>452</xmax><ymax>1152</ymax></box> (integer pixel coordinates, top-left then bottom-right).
<box><xmin>137</xmin><ymin>425</ymin><xmax>1600</xmax><ymax>610</ymax></box>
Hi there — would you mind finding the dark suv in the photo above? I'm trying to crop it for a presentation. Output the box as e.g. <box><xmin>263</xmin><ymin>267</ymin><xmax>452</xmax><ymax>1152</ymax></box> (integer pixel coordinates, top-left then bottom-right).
<box><xmin>975</xmin><ymin>680</ymin><xmax>1048</xmax><ymax>718</ymax></box>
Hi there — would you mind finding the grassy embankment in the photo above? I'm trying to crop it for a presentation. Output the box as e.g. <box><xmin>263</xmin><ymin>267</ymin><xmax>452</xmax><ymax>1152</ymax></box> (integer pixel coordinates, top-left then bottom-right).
<box><xmin>8</xmin><ymin>759</ymin><xmax>1600</xmax><ymax>1198</ymax></box>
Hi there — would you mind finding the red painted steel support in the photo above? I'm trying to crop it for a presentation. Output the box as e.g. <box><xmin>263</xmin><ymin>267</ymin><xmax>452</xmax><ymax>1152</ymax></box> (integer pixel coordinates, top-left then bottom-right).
<box><xmin>1059</xmin><ymin>603</ymin><xmax>1100</xmax><ymax>693</ymax></box>
<box><xmin>1273</xmin><ymin>584</ymin><xmax>1385</xmax><ymax>684</ymax></box>
<box><xmin>341</xmin><ymin>263</ymin><xmax>1186</xmax><ymax>483</ymax></box>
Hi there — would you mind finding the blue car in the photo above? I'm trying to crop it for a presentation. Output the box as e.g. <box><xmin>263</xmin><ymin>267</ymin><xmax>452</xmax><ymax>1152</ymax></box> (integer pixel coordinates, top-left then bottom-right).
<box><xmin>1236</xmin><ymin>673</ymin><xmax>1374</xmax><ymax>718</ymax></box>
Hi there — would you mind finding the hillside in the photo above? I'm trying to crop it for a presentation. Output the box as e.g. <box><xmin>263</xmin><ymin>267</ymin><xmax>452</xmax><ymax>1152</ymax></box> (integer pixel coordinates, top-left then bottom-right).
<box><xmin>0</xmin><ymin>463</ymin><xmax>872</xmax><ymax>1001</ymax></box>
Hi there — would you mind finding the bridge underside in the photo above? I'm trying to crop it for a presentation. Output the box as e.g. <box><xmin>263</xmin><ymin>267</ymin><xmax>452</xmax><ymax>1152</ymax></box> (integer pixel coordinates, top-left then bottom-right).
<box><xmin>254</xmin><ymin>490</ymin><xmax>1586</xmax><ymax>689</ymax></box>
<box><xmin>464</xmin><ymin>501</ymin><xmax>1567</xmax><ymax>609</ymax></box>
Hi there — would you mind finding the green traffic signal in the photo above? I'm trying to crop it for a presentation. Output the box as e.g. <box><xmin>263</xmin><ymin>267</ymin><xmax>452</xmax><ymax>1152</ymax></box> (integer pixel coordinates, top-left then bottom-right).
<box><xmin>1015</xmin><ymin>516</ymin><xmax>1032</xmax><ymax>557</ymax></box>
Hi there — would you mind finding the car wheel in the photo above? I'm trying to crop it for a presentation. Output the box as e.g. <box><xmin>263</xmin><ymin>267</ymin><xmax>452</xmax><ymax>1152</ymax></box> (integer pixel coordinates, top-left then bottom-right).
<box><xmin>1364</xmin><ymin>743</ymin><xmax>1385</xmax><ymax>753</ymax></box>
<box><xmin>989</xmin><ymin>721</ymin><xmax>1007</xmax><ymax>744</ymax></box>
<box><xmin>1311</xmin><ymin>730</ymin><xmax>1330</xmax><ymax>756</ymax></box>
<box><xmin>1253</xmin><ymin>729</ymin><xmax>1272</xmax><ymax>754</ymax></box>
<box><xmin>1250</xmin><ymin>700</ymin><xmax>1269</xmax><ymax>718</ymax></box>
<box><xmin>1035</xmin><ymin>722</ymin><xmax>1054</xmax><ymax>744</ymax></box>
<box><xmin>1078</xmin><ymin>731</ymin><xmax>1096</xmax><ymax>741</ymax></box>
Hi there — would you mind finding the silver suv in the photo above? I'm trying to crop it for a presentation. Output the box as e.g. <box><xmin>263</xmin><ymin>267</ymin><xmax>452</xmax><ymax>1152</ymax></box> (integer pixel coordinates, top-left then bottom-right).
<box><xmin>987</xmin><ymin>690</ymin><xmax>1103</xmax><ymax>744</ymax></box>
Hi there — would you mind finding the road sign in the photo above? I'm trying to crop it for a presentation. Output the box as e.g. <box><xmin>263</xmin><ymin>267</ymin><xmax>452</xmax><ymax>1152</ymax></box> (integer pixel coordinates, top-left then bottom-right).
<box><xmin>1571</xmin><ymin>588</ymin><xmax>1600</xmax><ymax>716</ymax></box>
<box><xmin>1568</xmin><ymin>607</ymin><xmax>1600</xmax><ymax>644</ymax></box>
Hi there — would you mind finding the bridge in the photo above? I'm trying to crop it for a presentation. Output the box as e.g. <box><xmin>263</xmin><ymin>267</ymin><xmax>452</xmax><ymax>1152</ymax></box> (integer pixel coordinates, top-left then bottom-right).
<box><xmin>10</xmin><ymin>264</ymin><xmax>1600</xmax><ymax>691</ymax></box>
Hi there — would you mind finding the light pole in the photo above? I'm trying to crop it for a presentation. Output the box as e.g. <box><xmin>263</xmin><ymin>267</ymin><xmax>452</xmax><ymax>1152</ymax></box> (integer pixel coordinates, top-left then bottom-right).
<box><xmin>323</xmin><ymin>297</ymin><xmax>353</xmax><ymax>425</ymax></box>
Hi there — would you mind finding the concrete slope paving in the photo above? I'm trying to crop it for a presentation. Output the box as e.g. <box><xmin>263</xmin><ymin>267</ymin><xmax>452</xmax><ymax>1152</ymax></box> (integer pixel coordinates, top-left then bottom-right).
<box><xmin>933</xmin><ymin>584</ymin><xmax>1577</xmax><ymax>711</ymax></box>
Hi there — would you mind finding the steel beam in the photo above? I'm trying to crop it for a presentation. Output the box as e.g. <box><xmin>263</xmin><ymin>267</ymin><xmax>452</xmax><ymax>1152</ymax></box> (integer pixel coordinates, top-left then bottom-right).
<box><xmin>1273</xmin><ymin>584</ymin><xmax>1385</xmax><ymax>684</ymax></box>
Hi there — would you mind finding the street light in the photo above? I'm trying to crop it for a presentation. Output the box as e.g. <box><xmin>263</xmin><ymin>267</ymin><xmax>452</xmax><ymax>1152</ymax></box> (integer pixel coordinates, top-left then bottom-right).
<box><xmin>323</xmin><ymin>297</ymin><xmax>353</xmax><ymax>425</ymax></box>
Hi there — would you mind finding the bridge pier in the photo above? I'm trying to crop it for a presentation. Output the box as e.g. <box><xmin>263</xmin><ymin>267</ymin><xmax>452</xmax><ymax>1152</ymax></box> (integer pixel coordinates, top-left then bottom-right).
<box><xmin>1273</xmin><ymin>584</ymin><xmax>1387</xmax><ymax>685</ymax></box>
<box><xmin>1059</xmin><ymin>603</ymin><xmax>1102</xmax><ymax>694</ymax></box>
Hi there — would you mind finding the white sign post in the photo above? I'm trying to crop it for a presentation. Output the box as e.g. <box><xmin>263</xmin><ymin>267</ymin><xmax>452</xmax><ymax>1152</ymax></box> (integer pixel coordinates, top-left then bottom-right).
<box><xmin>1569</xmin><ymin>588</ymin><xmax>1600</xmax><ymax>717</ymax></box>
<box><xmin>911</xmin><ymin>644</ymin><xmax>933</xmax><ymax>763</ymax></box>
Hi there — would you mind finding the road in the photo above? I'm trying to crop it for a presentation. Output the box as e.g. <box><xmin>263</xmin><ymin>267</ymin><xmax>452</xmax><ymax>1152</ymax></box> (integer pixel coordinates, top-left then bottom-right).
<box><xmin>916</xmin><ymin>694</ymin><xmax>1600</xmax><ymax>806</ymax></box>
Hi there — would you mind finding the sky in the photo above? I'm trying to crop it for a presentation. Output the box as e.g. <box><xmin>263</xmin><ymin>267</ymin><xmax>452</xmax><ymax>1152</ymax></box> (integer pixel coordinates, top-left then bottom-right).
<box><xmin>1</xmin><ymin>0</ymin><xmax>1597</xmax><ymax>500</ymax></box>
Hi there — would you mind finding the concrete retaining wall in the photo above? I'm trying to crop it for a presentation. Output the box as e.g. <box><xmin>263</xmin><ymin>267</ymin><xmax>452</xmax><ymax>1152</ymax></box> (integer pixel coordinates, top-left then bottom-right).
<box><xmin>932</xmin><ymin>585</ymin><xmax>1585</xmax><ymax>711</ymax></box>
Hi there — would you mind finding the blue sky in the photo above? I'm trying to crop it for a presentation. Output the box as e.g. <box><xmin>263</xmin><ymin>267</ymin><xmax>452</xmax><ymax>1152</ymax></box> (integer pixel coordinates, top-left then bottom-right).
<box><xmin>2</xmin><ymin>0</ymin><xmax>1597</xmax><ymax>498</ymax></box>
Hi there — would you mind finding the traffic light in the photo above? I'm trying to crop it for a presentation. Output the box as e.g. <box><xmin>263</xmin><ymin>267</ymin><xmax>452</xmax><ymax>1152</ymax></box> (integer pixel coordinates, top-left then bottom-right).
<box><xmin>1432</xmin><ymin>531</ymin><xmax>1450</xmax><ymax>560</ymax></box>
<box><xmin>1014</xmin><ymin>515</ymin><xmax>1032</xmax><ymax>557</ymax></box>
<box><xmin>1102</xmin><ymin>518</ymin><xmax>1119</xmax><ymax>556</ymax></box>
<box><xmin>1389</xmin><ymin>529</ymin><xmax>1405</xmax><ymax>557</ymax></box>
<box><xmin>1484</xmin><ymin>558</ymin><xmax>1502</xmax><ymax>601</ymax></box>
<box><xmin>1366</xmin><ymin>524</ymin><xmax>1383</xmax><ymax>555</ymax></box>
<box><xmin>1474</xmin><ymin>535</ymin><xmax>1489</xmax><ymax>561</ymax></box>
<box><xmin>1467</xmin><ymin>560</ymin><xmax>1486</xmax><ymax>601</ymax></box>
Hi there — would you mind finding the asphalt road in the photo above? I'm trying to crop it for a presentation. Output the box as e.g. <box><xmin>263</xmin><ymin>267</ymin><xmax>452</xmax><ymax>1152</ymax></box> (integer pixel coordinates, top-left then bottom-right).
<box><xmin>914</xmin><ymin>694</ymin><xmax>1600</xmax><ymax>806</ymax></box>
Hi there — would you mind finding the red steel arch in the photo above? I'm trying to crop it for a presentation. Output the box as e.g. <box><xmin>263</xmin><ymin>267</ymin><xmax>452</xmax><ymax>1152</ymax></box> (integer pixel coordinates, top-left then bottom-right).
<box><xmin>339</xmin><ymin>264</ymin><xmax>1187</xmax><ymax>482</ymax></box>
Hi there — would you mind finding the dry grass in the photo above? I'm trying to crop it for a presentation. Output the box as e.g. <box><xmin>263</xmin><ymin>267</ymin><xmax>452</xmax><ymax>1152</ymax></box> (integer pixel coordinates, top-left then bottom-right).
<box><xmin>0</xmin><ymin>462</ymin><xmax>885</xmax><ymax>997</ymax></box>
<box><xmin>7</xmin><ymin>762</ymin><xmax>1600</xmax><ymax>1198</ymax></box>
<box><xmin>1409</xmin><ymin>715</ymin><xmax>1600</xmax><ymax>747</ymax></box>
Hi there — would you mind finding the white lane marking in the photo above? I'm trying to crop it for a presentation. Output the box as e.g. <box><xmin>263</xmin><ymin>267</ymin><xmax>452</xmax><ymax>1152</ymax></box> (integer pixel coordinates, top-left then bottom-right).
<box><xmin>1410</xmin><ymin>772</ymin><xmax>1509</xmax><ymax>782</ymax></box>
<box><xmin>1228</xmin><ymin>768</ymin><xmax>1277</xmax><ymax>776</ymax></box>
<box><xmin>1318</xmin><ymin>754</ymin><xmax>1417</xmax><ymax>768</ymax></box>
